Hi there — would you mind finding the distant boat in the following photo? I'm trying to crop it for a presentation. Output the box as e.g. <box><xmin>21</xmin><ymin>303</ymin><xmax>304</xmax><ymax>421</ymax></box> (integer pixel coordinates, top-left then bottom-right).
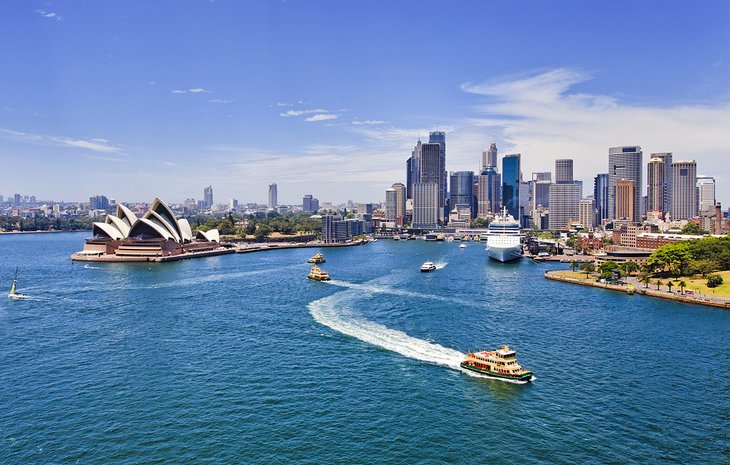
<box><xmin>420</xmin><ymin>261</ymin><xmax>436</xmax><ymax>272</ymax></box>
<box><xmin>459</xmin><ymin>244</ymin><xmax>466</xmax><ymax>249</ymax></box>
<box><xmin>8</xmin><ymin>267</ymin><xmax>29</xmax><ymax>300</ymax></box>
<box><xmin>308</xmin><ymin>253</ymin><xmax>325</xmax><ymax>264</ymax></box>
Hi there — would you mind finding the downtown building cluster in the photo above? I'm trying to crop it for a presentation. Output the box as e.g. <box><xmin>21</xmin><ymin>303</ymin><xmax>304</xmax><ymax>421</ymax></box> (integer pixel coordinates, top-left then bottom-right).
<box><xmin>381</xmin><ymin>134</ymin><xmax>727</xmax><ymax>238</ymax></box>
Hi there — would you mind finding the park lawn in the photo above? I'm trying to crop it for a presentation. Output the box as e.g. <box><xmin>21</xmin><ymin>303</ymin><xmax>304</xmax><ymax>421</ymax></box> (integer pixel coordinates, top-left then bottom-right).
<box><xmin>677</xmin><ymin>270</ymin><xmax>730</xmax><ymax>298</ymax></box>
<box><xmin>554</xmin><ymin>270</ymin><xmax>595</xmax><ymax>281</ymax></box>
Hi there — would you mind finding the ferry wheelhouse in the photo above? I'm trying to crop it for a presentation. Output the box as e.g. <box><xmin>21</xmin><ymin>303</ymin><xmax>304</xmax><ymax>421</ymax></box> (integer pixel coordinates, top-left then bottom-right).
<box><xmin>460</xmin><ymin>345</ymin><xmax>533</xmax><ymax>382</ymax></box>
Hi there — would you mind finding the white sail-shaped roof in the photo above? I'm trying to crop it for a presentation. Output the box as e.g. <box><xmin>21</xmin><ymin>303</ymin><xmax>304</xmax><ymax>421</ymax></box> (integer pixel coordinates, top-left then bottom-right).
<box><xmin>115</xmin><ymin>204</ymin><xmax>138</xmax><ymax>228</ymax></box>
<box><xmin>127</xmin><ymin>217</ymin><xmax>176</xmax><ymax>240</ymax></box>
<box><xmin>106</xmin><ymin>214</ymin><xmax>131</xmax><ymax>237</ymax></box>
<box><xmin>177</xmin><ymin>218</ymin><xmax>193</xmax><ymax>242</ymax></box>
<box><xmin>196</xmin><ymin>229</ymin><xmax>220</xmax><ymax>243</ymax></box>
<box><xmin>149</xmin><ymin>198</ymin><xmax>182</xmax><ymax>240</ymax></box>
<box><xmin>92</xmin><ymin>222</ymin><xmax>124</xmax><ymax>240</ymax></box>
<box><xmin>145</xmin><ymin>210</ymin><xmax>181</xmax><ymax>243</ymax></box>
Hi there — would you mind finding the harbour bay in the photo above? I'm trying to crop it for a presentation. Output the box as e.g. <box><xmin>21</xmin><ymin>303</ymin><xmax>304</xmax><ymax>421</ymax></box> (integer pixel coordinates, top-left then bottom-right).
<box><xmin>0</xmin><ymin>232</ymin><xmax>728</xmax><ymax>463</ymax></box>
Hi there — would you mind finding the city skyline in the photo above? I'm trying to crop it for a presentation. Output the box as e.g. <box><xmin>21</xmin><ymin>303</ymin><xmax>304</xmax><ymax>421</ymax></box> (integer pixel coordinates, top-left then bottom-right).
<box><xmin>1</xmin><ymin>1</ymin><xmax>729</xmax><ymax>204</ymax></box>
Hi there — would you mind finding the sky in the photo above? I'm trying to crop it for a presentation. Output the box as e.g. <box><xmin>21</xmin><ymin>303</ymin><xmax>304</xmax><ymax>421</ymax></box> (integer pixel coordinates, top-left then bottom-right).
<box><xmin>1</xmin><ymin>0</ymin><xmax>729</xmax><ymax>205</ymax></box>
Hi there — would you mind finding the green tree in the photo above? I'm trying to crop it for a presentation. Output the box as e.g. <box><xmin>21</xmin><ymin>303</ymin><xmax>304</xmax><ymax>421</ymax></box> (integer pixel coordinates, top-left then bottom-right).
<box><xmin>569</xmin><ymin>260</ymin><xmax>578</xmax><ymax>272</ymax></box>
<box><xmin>644</xmin><ymin>242</ymin><xmax>692</xmax><ymax>277</ymax></box>
<box><xmin>622</xmin><ymin>261</ymin><xmax>639</xmax><ymax>276</ymax></box>
<box><xmin>580</xmin><ymin>262</ymin><xmax>595</xmax><ymax>278</ymax></box>
<box><xmin>598</xmin><ymin>260</ymin><xmax>619</xmax><ymax>276</ymax></box>
<box><xmin>681</xmin><ymin>222</ymin><xmax>704</xmax><ymax>235</ymax></box>
<box><xmin>640</xmin><ymin>274</ymin><xmax>651</xmax><ymax>288</ymax></box>
<box><xmin>667</xmin><ymin>281</ymin><xmax>674</xmax><ymax>293</ymax></box>
<box><xmin>678</xmin><ymin>280</ymin><xmax>687</xmax><ymax>294</ymax></box>
<box><xmin>707</xmin><ymin>274</ymin><xmax>724</xmax><ymax>288</ymax></box>
<box><xmin>655</xmin><ymin>279</ymin><xmax>663</xmax><ymax>290</ymax></box>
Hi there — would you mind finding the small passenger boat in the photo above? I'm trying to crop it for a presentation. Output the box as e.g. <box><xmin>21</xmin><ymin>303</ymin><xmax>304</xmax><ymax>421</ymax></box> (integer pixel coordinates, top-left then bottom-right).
<box><xmin>420</xmin><ymin>261</ymin><xmax>436</xmax><ymax>272</ymax></box>
<box><xmin>308</xmin><ymin>253</ymin><xmax>325</xmax><ymax>264</ymax></box>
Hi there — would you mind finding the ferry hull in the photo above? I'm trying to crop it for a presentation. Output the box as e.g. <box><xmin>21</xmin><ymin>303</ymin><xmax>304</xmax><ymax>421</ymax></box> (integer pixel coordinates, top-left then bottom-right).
<box><xmin>486</xmin><ymin>245</ymin><xmax>522</xmax><ymax>262</ymax></box>
<box><xmin>460</xmin><ymin>362</ymin><xmax>533</xmax><ymax>382</ymax></box>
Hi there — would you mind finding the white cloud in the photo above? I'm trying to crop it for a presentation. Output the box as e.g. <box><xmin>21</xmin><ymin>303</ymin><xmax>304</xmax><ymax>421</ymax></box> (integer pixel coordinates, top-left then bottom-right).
<box><xmin>459</xmin><ymin>68</ymin><xmax>730</xmax><ymax>199</ymax></box>
<box><xmin>280</xmin><ymin>108</ymin><xmax>329</xmax><ymax>117</ymax></box>
<box><xmin>209</xmin><ymin>98</ymin><xmax>234</xmax><ymax>104</ymax></box>
<box><xmin>0</xmin><ymin>128</ymin><xmax>123</xmax><ymax>153</ymax></box>
<box><xmin>189</xmin><ymin>88</ymin><xmax>209</xmax><ymax>93</ymax></box>
<box><xmin>171</xmin><ymin>89</ymin><xmax>187</xmax><ymax>94</ymax></box>
<box><xmin>276</xmin><ymin>102</ymin><xmax>294</xmax><ymax>107</ymax></box>
<box><xmin>36</xmin><ymin>9</ymin><xmax>63</xmax><ymax>20</ymax></box>
<box><xmin>352</xmin><ymin>120</ymin><xmax>386</xmax><ymax>125</ymax></box>
<box><xmin>305</xmin><ymin>114</ymin><xmax>338</xmax><ymax>122</ymax></box>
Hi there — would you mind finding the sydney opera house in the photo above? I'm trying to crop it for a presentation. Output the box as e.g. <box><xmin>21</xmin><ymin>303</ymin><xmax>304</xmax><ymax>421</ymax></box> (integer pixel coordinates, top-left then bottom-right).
<box><xmin>72</xmin><ymin>198</ymin><xmax>230</xmax><ymax>262</ymax></box>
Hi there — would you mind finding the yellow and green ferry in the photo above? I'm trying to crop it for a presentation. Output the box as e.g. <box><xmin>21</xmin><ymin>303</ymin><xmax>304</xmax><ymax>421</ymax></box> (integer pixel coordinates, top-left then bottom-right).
<box><xmin>460</xmin><ymin>345</ymin><xmax>533</xmax><ymax>382</ymax></box>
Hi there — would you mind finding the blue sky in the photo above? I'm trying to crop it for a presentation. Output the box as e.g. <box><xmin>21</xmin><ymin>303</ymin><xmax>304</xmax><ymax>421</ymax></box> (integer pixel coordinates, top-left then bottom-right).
<box><xmin>1</xmin><ymin>0</ymin><xmax>729</xmax><ymax>205</ymax></box>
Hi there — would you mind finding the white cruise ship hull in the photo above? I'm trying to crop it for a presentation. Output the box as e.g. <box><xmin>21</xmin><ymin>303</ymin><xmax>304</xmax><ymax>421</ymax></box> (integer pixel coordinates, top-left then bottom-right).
<box><xmin>486</xmin><ymin>244</ymin><xmax>522</xmax><ymax>262</ymax></box>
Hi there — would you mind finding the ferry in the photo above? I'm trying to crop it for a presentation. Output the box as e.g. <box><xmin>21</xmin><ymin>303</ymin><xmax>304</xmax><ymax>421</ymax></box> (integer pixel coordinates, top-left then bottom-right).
<box><xmin>308</xmin><ymin>253</ymin><xmax>326</xmax><ymax>264</ymax></box>
<box><xmin>306</xmin><ymin>265</ymin><xmax>331</xmax><ymax>281</ymax></box>
<box><xmin>420</xmin><ymin>261</ymin><xmax>436</xmax><ymax>272</ymax></box>
<box><xmin>460</xmin><ymin>345</ymin><xmax>533</xmax><ymax>382</ymax></box>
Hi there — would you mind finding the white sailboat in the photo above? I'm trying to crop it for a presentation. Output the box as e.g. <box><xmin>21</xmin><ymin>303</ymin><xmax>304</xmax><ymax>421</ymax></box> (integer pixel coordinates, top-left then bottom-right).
<box><xmin>8</xmin><ymin>267</ymin><xmax>29</xmax><ymax>300</ymax></box>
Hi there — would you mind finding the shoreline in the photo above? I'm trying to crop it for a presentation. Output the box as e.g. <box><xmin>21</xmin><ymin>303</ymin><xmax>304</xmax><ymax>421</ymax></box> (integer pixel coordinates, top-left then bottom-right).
<box><xmin>1</xmin><ymin>229</ymin><xmax>89</xmax><ymax>235</ymax></box>
<box><xmin>544</xmin><ymin>270</ymin><xmax>730</xmax><ymax>310</ymax></box>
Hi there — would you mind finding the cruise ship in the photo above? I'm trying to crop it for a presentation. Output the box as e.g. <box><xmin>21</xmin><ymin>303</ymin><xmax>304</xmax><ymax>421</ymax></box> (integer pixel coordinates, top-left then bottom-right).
<box><xmin>485</xmin><ymin>207</ymin><xmax>522</xmax><ymax>262</ymax></box>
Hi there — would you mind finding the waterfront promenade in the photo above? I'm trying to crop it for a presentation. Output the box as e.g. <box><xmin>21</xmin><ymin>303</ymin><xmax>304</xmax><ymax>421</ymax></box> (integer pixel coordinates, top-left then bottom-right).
<box><xmin>545</xmin><ymin>270</ymin><xmax>730</xmax><ymax>310</ymax></box>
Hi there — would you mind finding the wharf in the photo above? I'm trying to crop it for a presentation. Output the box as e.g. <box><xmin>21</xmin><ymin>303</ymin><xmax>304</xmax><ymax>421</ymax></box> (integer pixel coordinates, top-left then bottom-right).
<box><xmin>527</xmin><ymin>254</ymin><xmax>595</xmax><ymax>263</ymax></box>
<box><xmin>233</xmin><ymin>240</ymin><xmax>368</xmax><ymax>254</ymax></box>
<box><xmin>72</xmin><ymin>247</ymin><xmax>235</xmax><ymax>263</ymax></box>
<box><xmin>545</xmin><ymin>270</ymin><xmax>730</xmax><ymax>310</ymax></box>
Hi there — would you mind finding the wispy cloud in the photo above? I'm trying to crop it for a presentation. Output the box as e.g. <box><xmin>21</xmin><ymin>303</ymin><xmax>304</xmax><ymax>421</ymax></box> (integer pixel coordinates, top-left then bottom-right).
<box><xmin>352</xmin><ymin>119</ymin><xmax>386</xmax><ymax>125</ymax></box>
<box><xmin>305</xmin><ymin>114</ymin><xmax>337</xmax><ymax>122</ymax></box>
<box><xmin>276</xmin><ymin>102</ymin><xmax>294</xmax><ymax>107</ymax></box>
<box><xmin>36</xmin><ymin>9</ymin><xmax>63</xmax><ymax>21</ymax></box>
<box><xmin>209</xmin><ymin>98</ymin><xmax>234</xmax><ymax>104</ymax></box>
<box><xmin>171</xmin><ymin>87</ymin><xmax>210</xmax><ymax>94</ymax></box>
<box><xmin>0</xmin><ymin>128</ymin><xmax>123</xmax><ymax>153</ymax></box>
<box><xmin>280</xmin><ymin>108</ymin><xmax>329</xmax><ymax>117</ymax></box>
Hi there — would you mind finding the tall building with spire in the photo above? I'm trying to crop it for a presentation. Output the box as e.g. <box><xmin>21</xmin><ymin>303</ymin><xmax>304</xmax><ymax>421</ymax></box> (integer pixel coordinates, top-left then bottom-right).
<box><xmin>608</xmin><ymin>146</ymin><xmax>642</xmax><ymax>222</ymax></box>
<box><xmin>428</xmin><ymin>131</ymin><xmax>447</xmax><ymax>222</ymax></box>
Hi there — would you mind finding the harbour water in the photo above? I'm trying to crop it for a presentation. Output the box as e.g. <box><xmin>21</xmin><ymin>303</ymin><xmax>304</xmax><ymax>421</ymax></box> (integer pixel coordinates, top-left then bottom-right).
<box><xmin>1</xmin><ymin>233</ymin><xmax>728</xmax><ymax>463</ymax></box>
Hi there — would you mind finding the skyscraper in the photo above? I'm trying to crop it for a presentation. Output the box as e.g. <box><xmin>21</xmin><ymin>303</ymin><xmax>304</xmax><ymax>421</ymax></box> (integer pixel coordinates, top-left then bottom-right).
<box><xmin>647</xmin><ymin>157</ymin><xmax>666</xmax><ymax>215</ymax></box>
<box><xmin>412</xmin><ymin>182</ymin><xmax>438</xmax><ymax>229</ymax></box>
<box><xmin>481</xmin><ymin>143</ymin><xmax>497</xmax><ymax>171</ymax></box>
<box><xmin>476</xmin><ymin>167</ymin><xmax>501</xmax><ymax>217</ymax></box>
<box><xmin>608</xmin><ymin>146</ymin><xmax>642</xmax><ymax>222</ymax></box>
<box><xmin>204</xmin><ymin>185</ymin><xmax>214</xmax><ymax>209</ymax></box>
<box><xmin>428</xmin><ymin>131</ymin><xmax>447</xmax><ymax>221</ymax></box>
<box><xmin>533</xmin><ymin>180</ymin><xmax>551</xmax><ymax>209</ymax></box>
<box><xmin>391</xmin><ymin>183</ymin><xmax>407</xmax><ymax>226</ymax></box>
<box><xmin>671</xmin><ymin>160</ymin><xmax>698</xmax><ymax>220</ymax></box>
<box><xmin>615</xmin><ymin>179</ymin><xmax>636</xmax><ymax>221</ymax></box>
<box><xmin>593</xmin><ymin>173</ymin><xmax>609</xmax><ymax>225</ymax></box>
<box><xmin>532</xmin><ymin>172</ymin><xmax>551</xmax><ymax>182</ymax></box>
<box><xmin>303</xmin><ymin>194</ymin><xmax>320</xmax><ymax>213</ymax></box>
<box><xmin>502</xmin><ymin>154</ymin><xmax>521</xmax><ymax>219</ymax></box>
<box><xmin>548</xmin><ymin>183</ymin><xmax>581</xmax><ymax>230</ymax></box>
<box><xmin>555</xmin><ymin>159</ymin><xmax>574</xmax><ymax>184</ymax></box>
<box><xmin>449</xmin><ymin>171</ymin><xmax>475</xmax><ymax>217</ymax></box>
<box><xmin>385</xmin><ymin>188</ymin><xmax>397</xmax><ymax>223</ymax></box>
<box><xmin>579</xmin><ymin>198</ymin><xmax>595</xmax><ymax>229</ymax></box>
<box><xmin>406</xmin><ymin>141</ymin><xmax>421</xmax><ymax>199</ymax></box>
<box><xmin>697</xmin><ymin>176</ymin><xmax>716</xmax><ymax>213</ymax></box>
<box><xmin>652</xmin><ymin>152</ymin><xmax>673</xmax><ymax>216</ymax></box>
<box><xmin>268</xmin><ymin>183</ymin><xmax>277</xmax><ymax>209</ymax></box>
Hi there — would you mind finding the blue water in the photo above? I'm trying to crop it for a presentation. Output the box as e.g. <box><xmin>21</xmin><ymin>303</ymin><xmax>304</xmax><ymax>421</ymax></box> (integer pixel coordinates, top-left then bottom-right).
<box><xmin>0</xmin><ymin>233</ymin><xmax>728</xmax><ymax>463</ymax></box>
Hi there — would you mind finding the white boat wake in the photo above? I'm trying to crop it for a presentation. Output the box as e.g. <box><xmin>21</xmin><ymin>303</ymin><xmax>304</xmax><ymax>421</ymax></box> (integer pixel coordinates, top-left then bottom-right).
<box><xmin>434</xmin><ymin>261</ymin><xmax>448</xmax><ymax>270</ymax></box>
<box><xmin>308</xmin><ymin>288</ymin><xmax>464</xmax><ymax>370</ymax></box>
<box><xmin>325</xmin><ymin>279</ymin><xmax>477</xmax><ymax>308</ymax></box>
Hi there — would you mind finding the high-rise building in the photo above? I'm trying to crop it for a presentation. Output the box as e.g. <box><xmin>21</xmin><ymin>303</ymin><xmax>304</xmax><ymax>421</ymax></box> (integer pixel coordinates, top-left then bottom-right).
<box><xmin>412</xmin><ymin>182</ymin><xmax>438</xmax><ymax>229</ymax></box>
<box><xmin>89</xmin><ymin>195</ymin><xmax>109</xmax><ymax>210</ymax></box>
<box><xmin>579</xmin><ymin>198</ymin><xmax>595</xmax><ymax>229</ymax></box>
<box><xmin>303</xmin><ymin>194</ymin><xmax>320</xmax><ymax>213</ymax></box>
<box><xmin>593</xmin><ymin>174</ymin><xmax>609</xmax><ymax>225</ymax></box>
<box><xmin>449</xmin><ymin>171</ymin><xmax>475</xmax><ymax>218</ymax></box>
<box><xmin>268</xmin><ymin>183</ymin><xmax>277</xmax><ymax>209</ymax></box>
<box><xmin>555</xmin><ymin>159</ymin><xmax>574</xmax><ymax>184</ymax></box>
<box><xmin>652</xmin><ymin>152</ymin><xmax>673</xmax><ymax>216</ymax></box>
<box><xmin>476</xmin><ymin>167</ymin><xmax>501</xmax><ymax>217</ymax></box>
<box><xmin>391</xmin><ymin>183</ymin><xmax>407</xmax><ymax>226</ymax></box>
<box><xmin>615</xmin><ymin>179</ymin><xmax>636</xmax><ymax>221</ymax></box>
<box><xmin>646</xmin><ymin>156</ymin><xmax>666</xmax><ymax>216</ymax></box>
<box><xmin>608</xmin><ymin>146</ymin><xmax>642</xmax><ymax>222</ymax></box>
<box><xmin>502</xmin><ymin>154</ymin><xmax>521</xmax><ymax>219</ymax></box>
<box><xmin>228</xmin><ymin>198</ymin><xmax>238</xmax><ymax>211</ymax></box>
<box><xmin>548</xmin><ymin>182</ymin><xmax>581</xmax><ymax>230</ymax></box>
<box><xmin>14</xmin><ymin>193</ymin><xmax>21</xmax><ymax>206</ymax></box>
<box><xmin>203</xmin><ymin>185</ymin><xmax>214</xmax><ymax>209</ymax></box>
<box><xmin>533</xmin><ymin>180</ymin><xmax>551</xmax><ymax>209</ymax></box>
<box><xmin>697</xmin><ymin>176</ymin><xmax>716</xmax><ymax>213</ymax></box>
<box><xmin>671</xmin><ymin>160</ymin><xmax>698</xmax><ymax>220</ymax></box>
<box><xmin>532</xmin><ymin>172</ymin><xmax>551</xmax><ymax>182</ymax></box>
<box><xmin>481</xmin><ymin>143</ymin><xmax>497</xmax><ymax>171</ymax></box>
<box><xmin>406</xmin><ymin>142</ymin><xmax>421</xmax><ymax>199</ymax></box>
<box><xmin>384</xmin><ymin>188</ymin><xmax>397</xmax><ymax>223</ymax></box>
<box><xmin>428</xmin><ymin>131</ymin><xmax>447</xmax><ymax>221</ymax></box>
